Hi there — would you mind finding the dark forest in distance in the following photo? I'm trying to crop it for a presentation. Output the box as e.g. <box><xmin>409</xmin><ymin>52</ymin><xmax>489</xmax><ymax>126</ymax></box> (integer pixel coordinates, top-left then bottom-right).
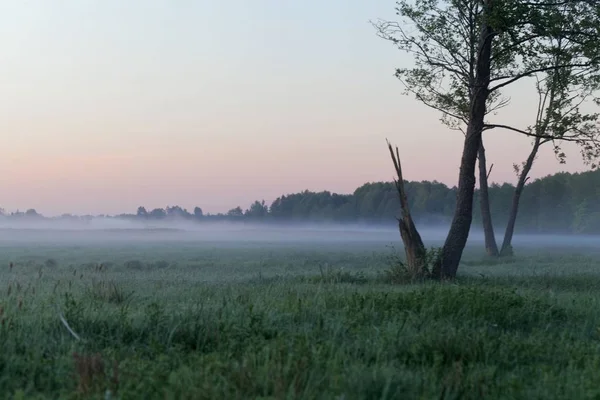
<box><xmin>5</xmin><ymin>168</ymin><xmax>600</xmax><ymax>235</ymax></box>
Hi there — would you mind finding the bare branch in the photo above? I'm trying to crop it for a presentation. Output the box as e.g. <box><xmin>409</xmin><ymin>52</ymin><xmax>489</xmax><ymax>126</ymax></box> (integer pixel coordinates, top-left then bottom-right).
<box><xmin>397</xmin><ymin>77</ymin><xmax>469</xmax><ymax>124</ymax></box>
<box><xmin>486</xmin><ymin>163</ymin><xmax>494</xmax><ymax>181</ymax></box>
<box><xmin>489</xmin><ymin>62</ymin><xmax>600</xmax><ymax>93</ymax></box>
<box><xmin>483</xmin><ymin>124</ymin><xmax>599</xmax><ymax>143</ymax></box>
<box><xmin>373</xmin><ymin>20</ymin><xmax>469</xmax><ymax>79</ymax></box>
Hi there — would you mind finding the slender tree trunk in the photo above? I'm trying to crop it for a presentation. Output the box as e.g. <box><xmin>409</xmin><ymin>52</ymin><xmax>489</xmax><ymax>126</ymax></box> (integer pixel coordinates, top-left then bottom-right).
<box><xmin>477</xmin><ymin>142</ymin><xmax>500</xmax><ymax>256</ymax></box>
<box><xmin>500</xmin><ymin>138</ymin><xmax>541</xmax><ymax>256</ymax></box>
<box><xmin>432</xmin><ymin>16</ymin><xmax>495</xmax><ymax>280</ymax></box>
<box><xmin>387</xmin><ymin>141</ymin><xmax>428</xmax><ymax>277</ymax></box>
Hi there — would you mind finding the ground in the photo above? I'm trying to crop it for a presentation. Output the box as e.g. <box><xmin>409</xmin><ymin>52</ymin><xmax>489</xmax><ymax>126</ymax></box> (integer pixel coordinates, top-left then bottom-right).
<box><xmin>1</xmin><ymin>231</ymin><xmax>600</xmax><ymax>399</ymax></box>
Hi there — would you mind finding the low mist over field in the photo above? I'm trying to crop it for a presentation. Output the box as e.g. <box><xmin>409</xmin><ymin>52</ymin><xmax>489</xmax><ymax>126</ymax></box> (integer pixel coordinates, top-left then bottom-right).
<box><xmin>0</xmin><ymin>217</ymin><xmax>598</xmax><ymax>250</ymax></box>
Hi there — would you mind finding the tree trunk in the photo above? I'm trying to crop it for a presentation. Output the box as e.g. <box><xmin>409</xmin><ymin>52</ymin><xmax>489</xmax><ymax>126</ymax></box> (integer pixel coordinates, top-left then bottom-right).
<box><xmin>477</xmin><ymin>142</ymin><xmax>500</xmax><ymax>256</ymax></box>
<box><xmin>387</xmin><ymin>141</ymin><xmax>428</xmax><ymax>278</ymax></box>
<box><xmin>432</xmin><ymin>16</ymin><xmax>495</xmax><ymax>280</ymax></box>
<box><xmin>500</xmin><ymin>138</ymin><xmax>541</xmax><ymax>256</ymax></box>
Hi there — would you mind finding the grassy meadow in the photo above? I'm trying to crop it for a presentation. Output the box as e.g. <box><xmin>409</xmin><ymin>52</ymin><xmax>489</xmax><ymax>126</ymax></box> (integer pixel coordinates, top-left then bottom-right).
<box><xmin>1</xmin><ymin>231</ymin><xmax>600</xmax><ymax>399</ymax></box>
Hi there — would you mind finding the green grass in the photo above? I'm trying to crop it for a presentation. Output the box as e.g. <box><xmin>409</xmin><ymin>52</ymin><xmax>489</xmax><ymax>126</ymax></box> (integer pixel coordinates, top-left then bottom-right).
<box><xmin>2</xmin><ymin>240</ymin><xmax>600</xmax><ymax>399</ymax></box>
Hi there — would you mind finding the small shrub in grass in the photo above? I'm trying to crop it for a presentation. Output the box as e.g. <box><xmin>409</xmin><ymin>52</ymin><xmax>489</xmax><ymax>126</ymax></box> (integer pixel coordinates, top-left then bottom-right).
<box><xmin>382</xmin><ymin>246</ymin><xmax>442</xmax><ymax>283</ymax></box>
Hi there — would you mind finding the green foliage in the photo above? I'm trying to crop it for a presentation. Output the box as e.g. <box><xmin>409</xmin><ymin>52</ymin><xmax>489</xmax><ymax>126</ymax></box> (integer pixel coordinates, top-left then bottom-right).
<box><xmin>227</xmin><ymin>206</ymin><xmax>244</xmax><ymax>217</ymax></box>
<box><xmin>245</xmin><ymin>200</ymin><xmax>269</xmax><ymax>218</ymax></box>
<box><xmin>305</xmin><ymin>169</ymin><xmax>600</xmax><ymax>233</ymax></box>
<box><xmin>374</xmin><ymin>0</ymin><xmax>600</xmax><ymax>140</ymax></box>
<box><xmin>374</xmin><ymin>0</ymin><xmax>502</xmax><ymax>131</ymax></box>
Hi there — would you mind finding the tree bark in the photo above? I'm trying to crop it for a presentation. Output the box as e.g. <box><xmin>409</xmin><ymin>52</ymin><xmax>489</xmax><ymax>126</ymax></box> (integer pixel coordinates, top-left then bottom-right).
<box><xmin>432</xmin><ymin>15</ymin><xmax>495</xmax><ymax>280</ymax></box>
<box><xmin>477</xmin><ymin>142</ymin><xmax>500</xmax><ymax>256</ymax></box>
<box><xmin>500</xmin><ymin>137</ymin><xmax>541</xmax><ymax>256</ymax></box>
<box><xmin>387</xmin><ymin>141</ymin><xmax>428</xmax><ymax>277</ymax></box>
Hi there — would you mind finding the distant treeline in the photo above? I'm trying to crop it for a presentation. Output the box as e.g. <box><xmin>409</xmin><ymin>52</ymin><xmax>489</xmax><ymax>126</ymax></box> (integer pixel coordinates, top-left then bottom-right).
<box><xmin>4</xmin><ymin>169</ymin><xmax>600</xmax><ymax>234</ymax></box>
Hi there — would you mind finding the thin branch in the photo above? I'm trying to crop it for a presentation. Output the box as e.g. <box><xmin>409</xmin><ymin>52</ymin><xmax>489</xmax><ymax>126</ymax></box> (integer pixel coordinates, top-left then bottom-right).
<box><xmin>490</xmin><ymin>34</ymin><xmax>543</xmax><ymax>62</ymax></box>
<box><xmin>394</xmin><ymin>31</ymin><xmax>469</xmax><ymax>79</ymax></box>
<box><xmin>489</xmin><ymin>61</ymin><xmax>600</xmax><ymax>92</ymax></box>
<box><xmin>519</xmin><ymin>1</ymin><xmax>596</xmax><ymax>6</ymax></box>
<box><xmin>486</xmin><ymin>163</ymin><xmax>494</xmax><ymax>181</ymax></box>
<box><xmin>397</xmin><ymin>78</ymin><xmax>469</xmax><ymax>124</ymax></box>
<box><xmin>483</xmin><ymin>123</ymin><xmax>598</xmax><ymax>143</ymax></box>
<box><xmin>487</xmin><ymin>96</ymin><xmax>511</xmax><ymax>114</ymax></box>
<box><xmin>412</xmin><ymin>20</ymin><xmax>471</xmax><ymax>76</ymax></box>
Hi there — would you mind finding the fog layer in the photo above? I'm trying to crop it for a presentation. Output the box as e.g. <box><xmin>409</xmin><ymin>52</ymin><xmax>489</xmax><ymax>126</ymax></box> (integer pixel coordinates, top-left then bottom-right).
<box><xmin>0</xmin><ymin>218</ymin><xmax>597</xmax><ymax>248</ymax></box>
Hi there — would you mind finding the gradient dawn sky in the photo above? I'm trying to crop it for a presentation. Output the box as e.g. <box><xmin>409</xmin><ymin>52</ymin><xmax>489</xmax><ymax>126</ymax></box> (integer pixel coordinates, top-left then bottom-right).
<box><xmin>0</xmin><ymin>1</ymin><xmax>591</xmax><ymax>216</ymax></box>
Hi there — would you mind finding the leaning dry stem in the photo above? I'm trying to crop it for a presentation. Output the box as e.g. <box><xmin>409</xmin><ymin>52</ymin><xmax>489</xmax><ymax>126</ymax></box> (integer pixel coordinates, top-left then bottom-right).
<box><xmin>54</xmin><ymin>303</ymin><xmax>82</xmax><ymax>341</ymax></box>
<box><xmin>386</xmin><ymin>140</ymin><xmax>428</xmax><ymax>279</ymax></box>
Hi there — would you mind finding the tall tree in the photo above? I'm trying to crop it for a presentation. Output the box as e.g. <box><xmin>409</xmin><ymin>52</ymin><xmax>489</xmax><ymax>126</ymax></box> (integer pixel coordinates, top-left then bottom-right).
<box><xmin>136</xmin><ymin>206</ymin><xmax>148</xmax><ymax>218</ymax></box>
<box><xmin>245</xmin><ymin>200</ymin><xmax>269</xmax><ymax>218</ymax></box>
<box><xmin>488</xmin><ymin>38</ymin><xmax>600</xmax><ymax>255</ymax></box>
<box><xmin>374</xmin><ymin>0</ymin><xmax>600</xmax><ymax>278</ymax></box>
<box><xmin>374</xmin><ymin>0</ymin><xmax>506</xmax><ymax>261</ymax></box>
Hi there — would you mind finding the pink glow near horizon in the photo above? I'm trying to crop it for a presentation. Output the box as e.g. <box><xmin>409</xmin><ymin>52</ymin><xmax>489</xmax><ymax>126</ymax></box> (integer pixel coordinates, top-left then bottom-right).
<box><xmin>0</xmin><ymin>1</ymin><xmax>590</xmax><ymax>216</ymax></box>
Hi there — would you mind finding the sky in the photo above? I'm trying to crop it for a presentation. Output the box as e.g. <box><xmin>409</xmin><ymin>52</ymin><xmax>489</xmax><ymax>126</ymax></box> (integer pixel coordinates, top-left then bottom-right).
<box><xmin>0</xmin><ymin>0</ymin><xmax>591</xmax><ymax>216</ymax></box>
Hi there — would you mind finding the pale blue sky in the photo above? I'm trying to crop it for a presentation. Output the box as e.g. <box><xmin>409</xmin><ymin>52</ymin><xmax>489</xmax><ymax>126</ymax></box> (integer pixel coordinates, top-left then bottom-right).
<box><xmin>0</xmin><ymin>0</ymin><xmax>588</xmax><ymax>215</ymax></box>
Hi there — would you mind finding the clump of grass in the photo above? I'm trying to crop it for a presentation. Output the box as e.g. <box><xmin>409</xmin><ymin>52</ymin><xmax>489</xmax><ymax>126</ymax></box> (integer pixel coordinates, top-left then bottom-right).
<box><xmin>123</xmin><ymin>260</ymin><xmax>146</xmax><ymax>270</ymax></box>
<box><xmin>72</xmin><ymin>352</ymin><xmax>119</xmax><ymax>397</ymax></box>
<box><xmin>461</xmin><ymin>256</ymin><xmax>517</xmax><ymax>267</ymax></box>
<box><xmin>85</xmin><ymin>280</ymin><xmax>135</xmax><ymax>305</ymax></box>
<box><xmin>124</xmin><ymin>260</ymin><xmax>172</xmax><ymax>270</ymax></box>
<box><xmin>152</xmin><ymin>260</ymin><xmax>171</xmax><ymax>269</ymax></box>
<box><xmin>246</xmin><ymin>273</ymin><xmax>289</xmax><ymax>285</ymax></box>
<box><xmin>303</xmin><ymin>264</ymin><xmax>368</xmax><ymax>284</ymax></box>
